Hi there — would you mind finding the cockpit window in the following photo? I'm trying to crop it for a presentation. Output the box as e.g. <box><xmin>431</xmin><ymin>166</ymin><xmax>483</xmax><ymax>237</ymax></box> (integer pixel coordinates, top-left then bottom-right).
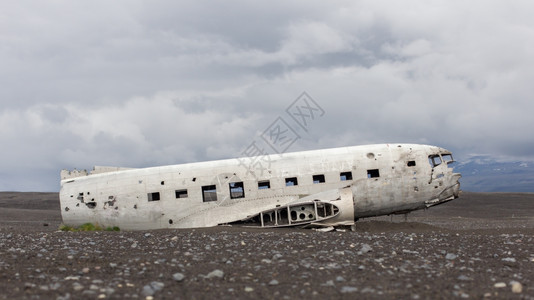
<box><xmin>428</xmin><ymin>155</ymin><xmax>442</xmax><ymax>167</ymax></box>
<box><xmin>442</xmin><ymin>154</ymin><xmax>454</xmax><ymax>164</ymax></box>
<box><xmin>442</xmin><ymin>154</ymin><xmax>456</xmax><ymax>168</ymax></box>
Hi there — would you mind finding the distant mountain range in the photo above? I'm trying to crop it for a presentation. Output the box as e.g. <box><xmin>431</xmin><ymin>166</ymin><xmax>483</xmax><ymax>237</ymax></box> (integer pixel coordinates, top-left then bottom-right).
<box><xmin>454</xmin><ymin>156</ymin><xmax>534</xmax><ymax>192</ymax></box>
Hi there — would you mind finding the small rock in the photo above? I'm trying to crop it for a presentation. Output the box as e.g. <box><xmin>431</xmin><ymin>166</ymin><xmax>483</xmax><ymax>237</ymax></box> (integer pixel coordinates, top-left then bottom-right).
<box><xmin>24</xmin><ymin>282</ymin><xmax>36</xmax><ymax>289</ymax></box>
<box><xmin>341</xmin><ymin>286</ymin><xmax>358</xmax><ymax>293</ymax></box>
<box><xmin>445</xmin><ymin>253</ymin><xmax>457</xmax><ymax>260</ymax></box>
<box><xmin>315</xmin><ymin>226</ymin><xmax>335</xmax><ymax>232</ymax></box>
<box><xmin>510</xmin><ymin>281</ymin><xmax>523</xmax><ymax>293</ymax></box>
<box><xmin>103</xmin><ymin>287</ymin><xmax>115</xmax><ymax>295</ymax></box>
<box><xmin>457</xmin><ymin>275</ymin><xmax>471</xmax><ymax>281</ymax></box>
<box><xmin>205</xmin><ymin>269</ymin><xmax>224</xmax><ymax>279</ymax></box>
<box><xmin>82</xmin><ymin>290</ymin><xmax>97</xmax><ymax>297</ymax></box>
<box><xmin>172</xmin><ymin>272</ymin><xmax>185</xmax><ymax>282</ymax></box>
<box><xmin>56</xmin><ymin>293</ymin><xmax>71</xmax><ymax>300</ymax></box>
<box><xmin>72</xmin><ymin>283</ymin><xmax>84</xmax><ymax>292</ymax></box>
<box><xmin>50</xmin><ymin>282</ymin><xmax>61</xmax><ymax>290</ymax></box>
<box><xmin>64</xmin><ymin>276</ymin><xmax>80</xmax><ymax>281</ymax></box>
<box><xmin>150</xmin><ymin>281</ymin><xmax>164</xmax><ymax>292</ymax></box>
<box><xmin>244</xmin><ymin>286</ymin><xmax>254</xmax><ymax>292</ymax></box>
<box><xmin>142</xmin><ymin>281</ymin><xmax>164</xmax><ymax>297</ymax></box>
<box><xmin>272</xmin><ymin>254</ymin><xmax>283</xmax><ymax>260</ymax></box>
<box><xmin>142</xmin><ymin>285</ymin><xmax>155</xmax><ymax>297</ymax></box>
<box><xmin>323</xmin><ymin>280</ymin><xmax>335</xmax><ymax>287</ymax></box>
<box><xmin>494</xmin><ymin>282</ymin><xmax>506</xmax><ymax>288</ymax></box>
<box><xmin>268</xmin><ymin>279</ymin><xmax>279</xmax><ymax>286</ymax></box>
<box><xmin>359</xmin><ymin>244</ymin><xmax>372</xmax><ymax>254</ymax></box>
<box><xmin>502</xmin><ymin>257</ymin><xmax>516</xmax><ymax>263</ymax></box>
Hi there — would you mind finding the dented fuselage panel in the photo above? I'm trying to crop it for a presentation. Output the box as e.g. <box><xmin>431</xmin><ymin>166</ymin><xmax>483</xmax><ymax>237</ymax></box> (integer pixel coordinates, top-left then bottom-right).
<box><xmin>59</xmin><ymin>144</ymin><xmax>461</xmax><ymax>230</ymax></box>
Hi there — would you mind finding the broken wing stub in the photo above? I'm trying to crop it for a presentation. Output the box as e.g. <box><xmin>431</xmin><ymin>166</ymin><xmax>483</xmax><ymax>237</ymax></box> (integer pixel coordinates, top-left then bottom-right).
<box><xmin>226</xmin><ymin>187</ymin><xmax>354</xmax><ymax>228</ymax></box>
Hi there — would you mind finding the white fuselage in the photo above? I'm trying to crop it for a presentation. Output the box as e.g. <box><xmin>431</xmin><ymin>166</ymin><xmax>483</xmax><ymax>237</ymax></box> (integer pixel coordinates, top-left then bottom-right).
<box><xmin>60</xmin><ymin>144</ymin><xmax>461</xmax><ymax>230</ymax></box>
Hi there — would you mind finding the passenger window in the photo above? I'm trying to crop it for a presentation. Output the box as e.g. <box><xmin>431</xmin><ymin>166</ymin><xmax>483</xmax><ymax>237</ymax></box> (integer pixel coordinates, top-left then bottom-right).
<box><xmin>407</xmin><ymin>161</ymin><xmax>416</xmax><ymax>167</ymax></box>
<box><xmin>202</xmin><ymin>185</ymin><xmax>217</xmax><ymax>202</ymax></box>
<box><xmin>313</xmin><ymin>174</ymin><xmax>325</xmax><ymax>184</ymax></box>
<box><xmin>148</xmin><ymin>192</ymin><xmax>161</xmax><ymax>202</ymax></box>
<box><xmin>175</xmin><ymin>189</ymin><xmax>188</xmax><ymax>198</ymax></box>
<box><xmin>258</xmin><ymin>180</ymin><xmax>270</xmax><ymax>189</ymax></box>
<box><xmin>285</xmin><ymin>177</ymin><xmax>298</xmax><ymax>186</ymax></box>
<box><xmin>229</xmin><ymin>182</ymin><xmax>245</xmax><ymax>199</ymax></box>
<box><xmin>367</xmin><ymin>169</ymin><xmax>380</xmax><ymax>178</ymax></box>
<box><xmin>340</xmin><ymin>171</ymin><xmax>353</xmax><ymax>181</ymax></box>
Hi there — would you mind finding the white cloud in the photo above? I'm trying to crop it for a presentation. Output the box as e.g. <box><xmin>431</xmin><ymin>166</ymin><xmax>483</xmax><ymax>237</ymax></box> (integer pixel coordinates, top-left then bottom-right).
<box><xmin>1</xmin><ymin>0</ymin><xmax>534</xmax><ymax>191</ymax></box>
<box><xmin>279</xmin><ymin>21</ymin><xmax>357</xmax><ymax>63</ymax></box>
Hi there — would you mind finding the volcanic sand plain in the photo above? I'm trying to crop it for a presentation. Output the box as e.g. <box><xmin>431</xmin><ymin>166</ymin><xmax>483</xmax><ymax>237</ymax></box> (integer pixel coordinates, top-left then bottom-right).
<box><xmin>1</xmin><ymin>192</ymin><xmax>533</xmax><ymax>299</ymax></box>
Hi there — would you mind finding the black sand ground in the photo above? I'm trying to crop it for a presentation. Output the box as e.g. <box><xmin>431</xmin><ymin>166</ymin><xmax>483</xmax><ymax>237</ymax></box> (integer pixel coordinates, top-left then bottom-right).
<box><xmin>1</xmin><ymin>192</ymin><xmax>533</xmax><ymax>299</ymax></box>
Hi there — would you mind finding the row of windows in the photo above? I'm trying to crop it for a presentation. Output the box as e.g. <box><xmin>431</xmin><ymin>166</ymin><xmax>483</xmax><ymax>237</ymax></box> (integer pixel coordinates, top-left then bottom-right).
<box><xmin>73</xmin><ymin>161</ymin><xmax>420</xmax><ymax>208</ymax></box>
<box><xmin>147</xmin><ymin>163</ymin><xmax>419</xmax><ymax>202</ymax></box>
<box><xmin>147</xmin><ymin>170</ymin><xmax>383</xmax><ymax>203</ymax></box>
<box><xmin>70</xmin><ymin>161</ymin><xmax>421</xmax><ymax>209</ymax></box>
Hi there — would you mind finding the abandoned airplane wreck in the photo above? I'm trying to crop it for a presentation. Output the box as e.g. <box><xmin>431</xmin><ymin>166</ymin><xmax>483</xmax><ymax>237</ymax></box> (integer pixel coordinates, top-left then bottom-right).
<box><xmin>60</xmin><ymin>144</ymin><xmax>461</xmax><ymax>230</ymax></box>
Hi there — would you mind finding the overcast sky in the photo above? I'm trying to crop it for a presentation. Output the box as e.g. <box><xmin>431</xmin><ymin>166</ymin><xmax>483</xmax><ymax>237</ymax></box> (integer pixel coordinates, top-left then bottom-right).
<box><xmin>2</xmin><ymin>1</ymin><xmax>534</xmax><ymax>191</ymax></box>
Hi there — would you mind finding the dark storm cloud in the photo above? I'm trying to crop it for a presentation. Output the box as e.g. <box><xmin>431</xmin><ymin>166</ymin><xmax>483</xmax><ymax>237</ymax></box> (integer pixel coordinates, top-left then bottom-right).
<box><xmin>1</xmin><ymin>0</ymin><xmax>534</xmax><ymax>191</ymax></box>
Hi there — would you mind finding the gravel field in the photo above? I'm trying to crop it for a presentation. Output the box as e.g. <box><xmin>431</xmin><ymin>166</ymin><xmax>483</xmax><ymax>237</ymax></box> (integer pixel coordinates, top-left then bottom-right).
<box><xmin>1</xmin><ymin>192</ymin><xmax>533</xmax><ymax>299</ymax></box>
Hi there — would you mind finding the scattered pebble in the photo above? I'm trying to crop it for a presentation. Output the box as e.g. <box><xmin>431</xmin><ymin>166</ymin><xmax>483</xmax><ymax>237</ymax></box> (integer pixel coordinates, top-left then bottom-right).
<box><xmin>341</xmin><ymin>286</ymin><xmax>358</xmax><ymax>293</ymax></box>
<box><xmin>510</xmin><ymin>281</ymin><xmax>523</xmax><ymax>293</ymax></box>
<box><xmin>359</xmin><ymin>244</ymin><xmax>372</xmax><ymax>254</ymax></box>
<box><xmin>315</xmin><ymin>226</ymin><xmax>335</xmax><ymax>232</ymax></box>
<box><xmin>172</xmin><ymin>272</ymin><xmax>185</xmax><ymax>282</ymax></box>
<box><xmin>445</xmin><ymin>253</ymin><xmax>457</xmax><ymax>260</ymax></box>
<box><xmin>205</xmin><ymin>269</ymin><xmax>224</xmax><ymax>279</ymax></box>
